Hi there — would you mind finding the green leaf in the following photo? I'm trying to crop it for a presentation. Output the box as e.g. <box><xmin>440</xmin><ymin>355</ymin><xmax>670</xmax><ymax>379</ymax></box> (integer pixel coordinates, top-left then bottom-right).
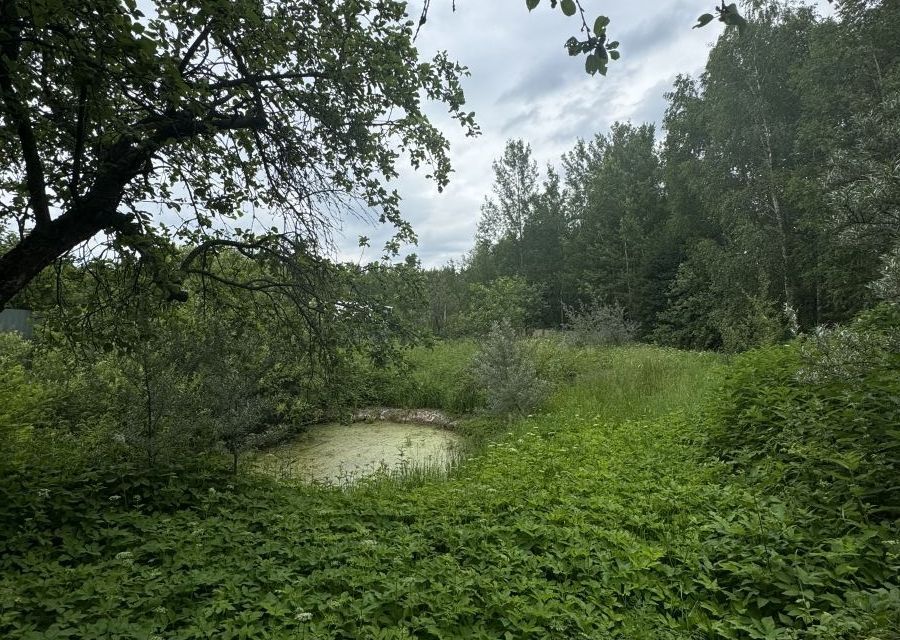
<box><xmin>526</xmin><ymin>0</ymin><xmax>540</xmax><ymax>11</ymax></box>
<box><xmin>585</xmin><ymin>53</ymin><xmax>598</xmax><ymax>75</ymax></box>
<box><xmin>720</xmin><ymin>3</ymin><xmax>748</xmax><ymax>32</ymax></box>
<box><xmin>593</xmin><ymin>15</ymin><xmax>610</xmax><ymax>35</ymax></box>
<box><xmin>609</xmin><ymin>50</ymin><xmax>620</xmax><ymax>61</ymax></box>
<box><xmin>693</xmin><ymin>13</ymin><xmax>715</xmax><ymax>29</ymax></box>
<box><xmin>560</xmin><ymin>0</ymin><xmax>577</xmax><ymax>17</ymax></box>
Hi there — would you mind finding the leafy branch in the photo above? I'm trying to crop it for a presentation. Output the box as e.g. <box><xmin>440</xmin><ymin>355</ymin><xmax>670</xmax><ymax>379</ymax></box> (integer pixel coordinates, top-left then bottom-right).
<box><xmin>693</xmin><ymin>2</ymin><xmax>748</xmax><ymax>33</ymax></box>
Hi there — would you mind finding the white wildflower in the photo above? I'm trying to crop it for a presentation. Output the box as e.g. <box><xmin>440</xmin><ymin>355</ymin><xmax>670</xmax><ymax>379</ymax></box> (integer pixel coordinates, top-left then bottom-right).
<box><xmin>294</xmin><ymin>611</ymin><xmax>313</xmax><ymax>622</ymax></box>
<box><xmin>109</xmin><ymin>495</ymin><xmax>121</xmax><ymax>502</ymax></box>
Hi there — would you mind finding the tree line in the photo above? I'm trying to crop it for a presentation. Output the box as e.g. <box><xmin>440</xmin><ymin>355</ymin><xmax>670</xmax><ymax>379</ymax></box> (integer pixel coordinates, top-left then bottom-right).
<box><xmin>422</xmin><ymin>0</ymin><xmax>900</xmax><ymax>352</ymax></box>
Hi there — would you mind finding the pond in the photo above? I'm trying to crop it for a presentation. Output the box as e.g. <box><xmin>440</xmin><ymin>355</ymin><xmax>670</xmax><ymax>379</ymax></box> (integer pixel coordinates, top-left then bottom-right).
<box><xmin>255</xmin><ymin>421</ymin><xmax>460</xmax><ymax>484</ymax></box>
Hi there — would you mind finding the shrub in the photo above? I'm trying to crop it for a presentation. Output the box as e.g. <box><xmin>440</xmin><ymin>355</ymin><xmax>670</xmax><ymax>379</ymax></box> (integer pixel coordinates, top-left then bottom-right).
<box><xmin>455</xmin><ymin>276</ymin><xmax>538</xmax><ymax>336</ymax></box>
<box><xmin>0</xmin><ymin>333</ymin><xmax>44</xmax><ymax>455</ymax></box>
<box><xmin>562</xmin><ymin>299</ymin><xmax>637</xmax><ymax>346</ymax></box>
<box><xmin>471</xmin><ymin>320</ymin><xmax>547</xmax><ymax>416</ymax></box>
<box><xmin>707</xmin><ymin>303</ymin><xmax>900</xmax><ymax>521</ymax></box>
<box><xmin>871</xmin><ymin>245</ymin><xmax>900</xmax><ymax>302</ymax></box>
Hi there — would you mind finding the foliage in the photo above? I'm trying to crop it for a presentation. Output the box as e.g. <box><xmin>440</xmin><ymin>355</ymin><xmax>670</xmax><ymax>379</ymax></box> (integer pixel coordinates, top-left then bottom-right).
<box><xmin>7</xmin><ymin>342</ymin><xmax>897</xmax><ymax>639</ymax></box>
<box><xmin>562</xmin><ymin>299</ymin><xmax>636</xmax><ymax>346</ymax></box>
<box><xmin>476</xmin><ymin>139</ymin><xmax>539</xmax><ymax>251</ymax></box>
<box><xmin>471</xmin><ymin>320</ymin><xmax>547</xmax><ymax>416</ymax></box>
<box><xmin>404</xmin><ymin>342</ymin><xmax>483</xmax><ymax>415</ymax></box>
<box><xmin>521</xmin><ymin>0</ymin><xmax>621</xmax><ymax>77</ymax></box>
<box><xmin>425</xmin><ymin>0</ymin><xmax>900</xmax><ymax>348</ymax></box>
<box><xmin>456</xmin><ymin>276</ymin><xmax>538</xmax><ymax>336</ymax></box>
<box><xmin>708</xmin><ymin>304</ymin><xmax>900</xmax><ymax>522</ymax></box>
<box><xmin>0</xmin><ymin>0</ymin><xmax>477</xmax><ymax>306</ymax></box>
<box><xmin>871</xmin><ymin>246</ymin><xmax>900</xmax><ymax>303</ymax></box>
<box><xmin>0</xmin><ymin>332</ymin><xmax>43</xmax><ymax>448</ymax></box>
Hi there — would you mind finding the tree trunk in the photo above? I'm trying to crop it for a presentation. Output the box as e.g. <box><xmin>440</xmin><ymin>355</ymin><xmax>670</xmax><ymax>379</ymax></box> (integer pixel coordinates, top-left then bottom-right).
<box><xmin>0</xmin><ymin>209</ymin><xmax>107</xmax><ymax>307</ymax></box>
<box><xmin>0</xmin><ymin>137</ymin><xmax>149</xmax><ymax>308</ymax></box>
<box><xmin>752</xmin><ymin>64</ymin><xmax>795</xmax><ymax>312</ymax></box>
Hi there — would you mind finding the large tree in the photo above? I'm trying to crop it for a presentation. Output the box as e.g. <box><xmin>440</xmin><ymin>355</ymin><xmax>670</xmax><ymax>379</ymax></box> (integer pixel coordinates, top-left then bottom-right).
<box><xmin>0</xmin><ymin>0</ymin><xmax>476</xmax><ymax>307</ymax></box>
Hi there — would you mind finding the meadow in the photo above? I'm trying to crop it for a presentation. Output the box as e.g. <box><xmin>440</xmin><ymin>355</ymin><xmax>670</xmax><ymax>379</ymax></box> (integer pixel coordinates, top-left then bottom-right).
<box><xmin>3</xmin><ymin>333</ymin><xmax>897</xmax><ymax>639</ymax></box>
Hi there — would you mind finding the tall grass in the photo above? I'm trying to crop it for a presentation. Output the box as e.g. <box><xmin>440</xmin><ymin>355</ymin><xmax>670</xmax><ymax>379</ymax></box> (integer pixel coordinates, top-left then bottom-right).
<box><xmin>542</xmin><ymin>343</ymin><xmax>725</xmax><ymax>423</ymax></box>
<box><xmin>366</xmin><ymin>337</ymin><xmax>725</xmax><ymax>463</ymax></box>
<box><xmin>398</xmin><ymin>337</ymin><xmax>724</xmax><ymax>424</ymax></box>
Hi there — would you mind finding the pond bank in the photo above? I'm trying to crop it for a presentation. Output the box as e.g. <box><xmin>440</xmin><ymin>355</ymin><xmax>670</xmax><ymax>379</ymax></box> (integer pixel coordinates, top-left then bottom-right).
<box><xmin>351</xmin><ymin>407</ymin><xmax>458</xmax><ymax>428</ymax></box>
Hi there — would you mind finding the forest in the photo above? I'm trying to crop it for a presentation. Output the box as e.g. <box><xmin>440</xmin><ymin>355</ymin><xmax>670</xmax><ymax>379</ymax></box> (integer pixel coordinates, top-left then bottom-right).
<box><xmin>425</xmin><ymin>1</ymin><xmax>898</xmax><ymax>350</ymax></box>
<box><xmin>1</xmin><ymin>0</ymin><xmax>899</xmax><ymax>638</ymax></box>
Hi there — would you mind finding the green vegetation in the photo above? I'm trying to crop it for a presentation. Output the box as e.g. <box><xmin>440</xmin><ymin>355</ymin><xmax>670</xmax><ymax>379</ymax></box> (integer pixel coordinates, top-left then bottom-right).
<box><xmin>425</xmin><ymin>0</ymin><xmax>900</xmax><ymax>352</ymax></box>
<box><xmin>4</xmin><ymin>334</ymin><xmax>898</xmax><ymax>639</ymax></box>
<box><xmin>2</xmin><ymin>1</ymin><xmax>899</xmax><ymax>638</ymax></box>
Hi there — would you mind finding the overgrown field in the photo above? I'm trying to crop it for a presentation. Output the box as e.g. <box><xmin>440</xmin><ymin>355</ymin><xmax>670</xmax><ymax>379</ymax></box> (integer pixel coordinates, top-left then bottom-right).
<box><xmin>2</xmin><ymin>336</ymin><xmax>899</xmax><ymax>639</ymax></box>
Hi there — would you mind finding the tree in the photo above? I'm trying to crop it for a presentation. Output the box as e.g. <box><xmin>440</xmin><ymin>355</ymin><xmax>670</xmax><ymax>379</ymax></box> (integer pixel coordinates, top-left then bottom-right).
<box><xmin>0</xmin><ymin>0</ymin><xmax>476</xmax><ymax>307</ymax></box>
<box><xmin>562</xmin><ymin>122</ymin><xmax>666</xmax><ymax>331</ymax></box>
<box><xmin>522</xmin><ymin>166</ymin><xmax>568</xmax><ymax>326</ymax></box>
<box><xmin>458</xmin><ymin>276</ymin><xmax>537</xmax><ymax>336</ymax></box>
<box><xmin>476</xmin><ymin>139</ymin><xmax>540</xmax><ymax>274</ymax></box>
<box><xmin>471</xmin><ymin>319</ymin><xmax>546</xmax><ymax>416</ymax></box>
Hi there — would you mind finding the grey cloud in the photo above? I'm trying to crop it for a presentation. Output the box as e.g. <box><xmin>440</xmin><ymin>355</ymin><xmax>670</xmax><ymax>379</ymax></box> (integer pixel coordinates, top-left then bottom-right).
<box><xmin>497</xmin><ymin>50</ymin><xmax>583</xmax><ymax>104</ymax></box>
<box><xmin>627</xmin><ymin>78</ymin><xmax>675</xmax><ymax>131</ymax></box>
<box><xmin>333</xmin><ymin>1</ymin><xmax>719</xmax><ymax>267</ymax></box>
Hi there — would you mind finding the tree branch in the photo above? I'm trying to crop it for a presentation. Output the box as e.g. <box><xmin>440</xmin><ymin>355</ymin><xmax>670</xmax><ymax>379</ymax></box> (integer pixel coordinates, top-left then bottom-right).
<box><xmin>148</xmin><ymin>110</ymin><xmax>267</xmax><ymax>144</ymax></box>
<box><xmin>0</xmin><ymin>50</ymin><xmax>52</xmax><ymax>227</ymax></box>
<box><xmin>178</xmin><ymin>21</ymin><xmax>215</xmax><ymax>75</ymax></box>
<box><xmin>70</xmin><ymin>82</ymin><xmax>88</xmax><ymax>201</ymax></box>
<box><xmin>205</xmin><ymin>71</ymin><xmax>326</xmax><ymax>91</ymax></box>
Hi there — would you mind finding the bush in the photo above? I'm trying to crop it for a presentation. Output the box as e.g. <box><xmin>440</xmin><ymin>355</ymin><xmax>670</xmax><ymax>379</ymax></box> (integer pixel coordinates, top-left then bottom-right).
<box><xmin>871</xmin><ymin>245</ymin><xmax>900</xmax><ymax>303</ymax></box>
<box><xmin>707</xmin><ymin>303</ymin><xmax>900</xmax><ymax>521</ymax></box>
<box><xmin>0</xmin><ymin>333</ymin><xmax>44</xmax><ymax>455</ymax></box>
<box><xmin>454</xmin><ymin>276</ymin><xmax>538</xmax><ymax>336</ymax></box>
<box><xmin>471</xmin><ymin>320</ymin><xmax>547</xmax><ymax>416</ymax></box>
<box><xmin>409</xmin><ymin>342</ymin><xmax>483</xmax><ymax>413</ymax></box>
<box><xmin>562</xmin><ymin>299</ymin><xmax>637</xmax><ymax>346</ymax></box>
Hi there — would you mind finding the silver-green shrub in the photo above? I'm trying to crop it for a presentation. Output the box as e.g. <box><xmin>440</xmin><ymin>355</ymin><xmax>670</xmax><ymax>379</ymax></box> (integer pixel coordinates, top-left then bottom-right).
<box><xmin>562</xmin><ymin>300</ymin><xmax>637</xmax><ymax>346</ymax></box>
<box><xmin>471</xmin><ymin>320</ymin><xmax>547</xmax><ymax>416</ymax></box>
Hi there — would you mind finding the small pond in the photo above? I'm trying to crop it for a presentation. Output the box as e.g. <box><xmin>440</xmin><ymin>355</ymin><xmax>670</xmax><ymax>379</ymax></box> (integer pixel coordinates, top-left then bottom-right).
<box><xmin>256</xmin><ymin>421</ymin><xmax>460</xmax><ymax>484</ymax></box>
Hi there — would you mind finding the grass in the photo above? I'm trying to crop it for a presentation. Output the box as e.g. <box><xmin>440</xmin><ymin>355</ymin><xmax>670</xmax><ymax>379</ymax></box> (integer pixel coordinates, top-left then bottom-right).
<box><xmin>2</xmin><ymin>341</ymin><xmax>896</xmax><ymax>639</ymax></box>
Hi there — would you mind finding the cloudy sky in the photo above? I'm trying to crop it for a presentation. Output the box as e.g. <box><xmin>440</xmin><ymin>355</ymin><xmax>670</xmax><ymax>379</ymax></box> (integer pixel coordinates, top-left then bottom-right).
<box><xmin>334</xmin><ymin>0</ymin><xmax>832</xmax><ymax>268</ymax></box>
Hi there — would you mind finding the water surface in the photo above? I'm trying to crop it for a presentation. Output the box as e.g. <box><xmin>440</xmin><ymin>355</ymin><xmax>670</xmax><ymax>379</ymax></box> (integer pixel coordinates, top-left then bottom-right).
<box><xmin>257</xmin><ymin>421</ymin><xmax>459</xmax><ymax>484</ymax></box>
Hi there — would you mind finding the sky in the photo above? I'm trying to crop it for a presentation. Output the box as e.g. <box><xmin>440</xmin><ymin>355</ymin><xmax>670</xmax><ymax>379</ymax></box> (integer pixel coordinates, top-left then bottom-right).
<box><xmin>334</xmin><ymin>0</ymin><xmax>833</xmax><ymax>269</ymax></box>
<box><xmin>334</xmin><ymin>0</ymin><xmax>727</xmax><ymax>268</ymax></box>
